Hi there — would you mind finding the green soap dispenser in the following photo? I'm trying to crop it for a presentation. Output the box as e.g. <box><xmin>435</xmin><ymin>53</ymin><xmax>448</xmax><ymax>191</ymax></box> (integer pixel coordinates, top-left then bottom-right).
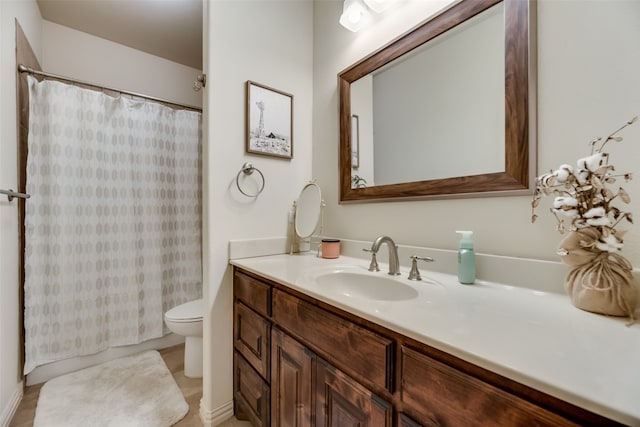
<box><xmin>456</xmin><ymin>230</ymin><xmax>476</xmax><ymax>284</ymax></box>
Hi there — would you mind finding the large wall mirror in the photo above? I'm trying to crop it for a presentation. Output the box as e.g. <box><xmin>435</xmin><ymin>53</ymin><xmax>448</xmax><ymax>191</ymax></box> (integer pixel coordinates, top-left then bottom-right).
<box><xmin>339</xmin><ymin>0</ymin><xmax>536</xmax><ymax>202</ymax></box>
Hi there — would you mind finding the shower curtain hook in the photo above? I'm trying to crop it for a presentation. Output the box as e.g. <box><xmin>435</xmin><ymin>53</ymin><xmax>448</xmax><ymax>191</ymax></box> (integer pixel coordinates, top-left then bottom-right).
<box><xmin>193</xmin><ymin>74</ymin><xmax>207</xmax><ymax>92</ymax></box>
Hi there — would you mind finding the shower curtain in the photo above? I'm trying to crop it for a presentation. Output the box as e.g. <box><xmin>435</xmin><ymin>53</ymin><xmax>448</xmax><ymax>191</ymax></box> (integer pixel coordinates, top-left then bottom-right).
<box><xmin>23</xmin><ymin>76</ymin><xmax>202</xmax><ymax>374</ymax></box>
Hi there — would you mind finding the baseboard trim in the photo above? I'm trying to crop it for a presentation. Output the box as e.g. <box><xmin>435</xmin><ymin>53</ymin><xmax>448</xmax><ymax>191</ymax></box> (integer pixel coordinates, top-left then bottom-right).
<box><xmin>199</xmin><ymin>398</ymin><xmax>234</xmax><ymax>427</ymax></box>
<box><xmin>1</xmin><ymin>381</ymin><xmax>23</xmax><ymax>427</ymax></box>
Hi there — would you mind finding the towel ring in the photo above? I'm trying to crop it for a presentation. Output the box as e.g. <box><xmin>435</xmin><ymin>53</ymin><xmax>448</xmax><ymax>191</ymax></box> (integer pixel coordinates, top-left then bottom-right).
<box><xmin>236</xmin><ymin>162</ymin><xmax>265</xmax><ymax>198</ymax></box>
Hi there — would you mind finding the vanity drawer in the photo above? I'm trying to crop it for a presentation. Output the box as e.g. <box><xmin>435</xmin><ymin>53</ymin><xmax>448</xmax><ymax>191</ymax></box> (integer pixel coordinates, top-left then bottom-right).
<box><xmin>400</xmin><ymin>346</ymin><xmax>579</xmax><ymax>427</ymax></box>
<box><xmin>272</xmin><ymin>288</ymin><xmax>394</xmax><ymax>391</ymax></box>
<box><xmin>234</xmin><ymin>301</ymin><xmax>270</xmax><ymax>381</ymax></box>
<box><xmin>234</xmin><ymin>269</ymin><xmax>271</xmax><ymax>317</ymax></box>
<box><xmin>234</xmin><ymin>352</ymin><xmax>270</xmax><ymax>427</ymax></box>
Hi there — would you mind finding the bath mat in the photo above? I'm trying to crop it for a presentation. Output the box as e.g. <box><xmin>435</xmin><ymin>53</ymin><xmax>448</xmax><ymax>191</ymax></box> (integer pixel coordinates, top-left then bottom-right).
<box><xmin>33</xmin><ymin>350</ymin><xmax>188</xmax><ymax>427</ymax></box>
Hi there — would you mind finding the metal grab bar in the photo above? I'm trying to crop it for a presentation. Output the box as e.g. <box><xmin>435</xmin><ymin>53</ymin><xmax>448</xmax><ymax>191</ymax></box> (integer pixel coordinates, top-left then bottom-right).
<box><xmin>0</xmin><ymin>189</ymin><xmax>30</xmax><ymax>201</ymax></box>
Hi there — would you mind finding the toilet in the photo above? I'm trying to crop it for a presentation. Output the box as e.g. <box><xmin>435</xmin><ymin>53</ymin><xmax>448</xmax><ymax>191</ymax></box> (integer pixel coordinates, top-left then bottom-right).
<box><xmin>164</xmin><ymin>298</ymin><xmax>203</xmax><ymax>378</ymax></box>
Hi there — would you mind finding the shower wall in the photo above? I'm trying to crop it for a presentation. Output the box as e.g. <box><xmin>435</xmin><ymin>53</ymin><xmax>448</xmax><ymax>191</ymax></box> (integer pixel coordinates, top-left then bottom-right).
<box><xmin>41</xmin><ymin>20</ymin><xmax>202</xmax><ymax>109</ymax></box>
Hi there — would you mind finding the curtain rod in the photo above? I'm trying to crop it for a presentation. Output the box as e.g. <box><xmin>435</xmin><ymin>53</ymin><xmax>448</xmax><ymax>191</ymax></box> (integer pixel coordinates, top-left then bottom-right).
<box><xmin>18</xmin><ymin>64</ymin><xmax>203</xmax><ymax>112</ymax></box>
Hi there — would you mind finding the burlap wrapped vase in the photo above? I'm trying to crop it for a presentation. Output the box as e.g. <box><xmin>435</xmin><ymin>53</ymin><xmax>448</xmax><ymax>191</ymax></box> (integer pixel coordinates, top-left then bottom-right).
<box><xmin>558</xmin><ymin>229</ymin><xmax>637</xmax><ymax>322</ymax></box>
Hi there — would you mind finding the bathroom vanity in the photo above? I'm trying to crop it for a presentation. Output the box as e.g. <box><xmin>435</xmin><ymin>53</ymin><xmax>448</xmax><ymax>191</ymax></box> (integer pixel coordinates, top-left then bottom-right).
<box><xmin>230</xmin><ymin>253</ymin><xmax>636</xmax><ymax>427</ymax></box>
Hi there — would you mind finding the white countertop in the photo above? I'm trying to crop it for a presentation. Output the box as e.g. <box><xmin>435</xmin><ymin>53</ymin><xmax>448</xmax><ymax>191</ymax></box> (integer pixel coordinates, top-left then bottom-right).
<box><xmin>230</xmin><ymin>252</ymin><xmax>640</xmax><ymax>426</ymax></box>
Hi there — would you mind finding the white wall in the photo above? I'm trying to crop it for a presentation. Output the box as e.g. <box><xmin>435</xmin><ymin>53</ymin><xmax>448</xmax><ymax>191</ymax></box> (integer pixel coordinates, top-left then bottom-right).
<box><xmin>314</xmin><ymin>0</ymin><xmax>640</xmax><ymax>267</ymax></box>
<box><xmin>41</xmin><ymin>20</ymin><xmax>202</xmax><ymax>108</ymax></box>
<box><xmin>0</xmin><ymin>1</ymin><xmax>42</xmax><ymax>423</ymax></box>
<box><xmin>203</xmin><ymin>1</ymin><xmax>313</xmax><ymax>423</ymax></box>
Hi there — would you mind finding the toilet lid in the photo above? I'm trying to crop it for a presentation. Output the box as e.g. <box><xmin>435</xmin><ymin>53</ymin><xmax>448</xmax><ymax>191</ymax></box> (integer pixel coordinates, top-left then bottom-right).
<box><xmin>165</xmin><ymin>299</ymin><xmax>202</xmax><ymax>322</ymax></box>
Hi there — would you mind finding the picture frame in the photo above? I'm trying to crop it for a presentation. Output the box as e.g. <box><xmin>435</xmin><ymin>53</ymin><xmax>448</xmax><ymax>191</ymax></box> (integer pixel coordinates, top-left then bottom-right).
<box><xmin>351</xmin><ymin>114</ymin><xmax>359</xmax><ymax>168</ymax></box>
<box><xmin>246</xmin><ymin>80</ymin><xmax>294</xmax><ymax>159</ymax></box>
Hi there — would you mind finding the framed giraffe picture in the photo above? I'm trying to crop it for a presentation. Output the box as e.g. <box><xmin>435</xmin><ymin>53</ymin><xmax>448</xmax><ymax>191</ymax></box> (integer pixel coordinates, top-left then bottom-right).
<box><xmin>246</xmin><ymin>80</ymin><xmax>294</xmax><ymax>159</ymax></box>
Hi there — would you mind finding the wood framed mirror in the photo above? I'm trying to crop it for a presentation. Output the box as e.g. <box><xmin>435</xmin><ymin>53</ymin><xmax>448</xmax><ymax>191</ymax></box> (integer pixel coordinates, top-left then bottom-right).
<box><xmin>339</xmin><ymin>0</ymin><xmax>536</xmax><ymax>202</ymax></box>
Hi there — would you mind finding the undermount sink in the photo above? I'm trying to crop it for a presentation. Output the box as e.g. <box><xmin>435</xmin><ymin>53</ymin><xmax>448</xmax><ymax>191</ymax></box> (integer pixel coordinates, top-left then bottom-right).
<box><xmin>313</xmin><ymin>271</ymin><xmax>419</xmax><ymax>301</ymax></box>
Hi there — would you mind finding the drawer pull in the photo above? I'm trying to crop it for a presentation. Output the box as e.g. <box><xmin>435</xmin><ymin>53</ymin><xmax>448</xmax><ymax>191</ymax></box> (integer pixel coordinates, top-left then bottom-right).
<box><xmin>254</xmin><ymin>335</ymin><xmax>262</xmax><ymax>357</ymax></box>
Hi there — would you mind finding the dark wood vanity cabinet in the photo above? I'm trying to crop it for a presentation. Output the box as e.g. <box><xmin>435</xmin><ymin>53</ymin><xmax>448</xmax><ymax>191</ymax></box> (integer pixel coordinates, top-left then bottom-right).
<box><xmin>234</xmin><ymin>351</ymin><xmax>270</xmax><ymax>426</ymax></box>
<box><xmin>271</xmin><ymin>327</ymin><xmax>314</xmax><ymax>427</ymax></box>
<box><xmin>271</xmin><ymin>288</ymin><xmax>394</xmax><ymax>392</ymax></box>
<box><xmin>232</xmin><ymin>267</ymin><xmax>622</xmax><ymax>427</ymax></box>
<box><xmin>233</xmin><ymin>271</ymin><xmax>272</xmax><ymax>426</ymax></box>
<box><xmin>398</xmin><ymin>413</ymin><xmax>423</xmax><ymax>427</ymax></box>
<box><xmin>316</xmin><ymin>358</ymin><xmax>393</xmax><ymax>426</ymax></box>
<box><xmin>400</xmin><ymin>346</ymin><xmax>580</xmax><ymax>427</ymax></box>
<box><xmin>234</xmin><ymin>268</ymin><xmax>391</xmax><ymax>427</ymax></box>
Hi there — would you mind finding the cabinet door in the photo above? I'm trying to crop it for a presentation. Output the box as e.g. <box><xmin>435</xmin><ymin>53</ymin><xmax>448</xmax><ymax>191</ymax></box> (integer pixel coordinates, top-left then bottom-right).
<box><xmin>271</xmin><ymin>327</ymin><xmax>314</xmax><ymax>427</ymax></box>
<box><xmin>234</xmin><ymin>352</ymin><xmax>270</xmax><ymax>427</ymax></box>
<box><xmin>316</xmin><ymin>358</ymin><xmax>392</xmax><ymax>427</ymax></box>
<box><xmin>234</xmin><ymin>301</ymin><xmax>270</xmax><ymax>380</ymax></box>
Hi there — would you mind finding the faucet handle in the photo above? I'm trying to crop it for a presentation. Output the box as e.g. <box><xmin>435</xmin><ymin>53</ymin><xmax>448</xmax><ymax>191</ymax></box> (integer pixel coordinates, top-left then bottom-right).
<box><xmin>362</xmin><ymin>248</ymin><xmax>380</xmax><ymax>272</ymax></box>
<box><xmin>408</xmin><ymin>255</ymin><xmax>434</xmax><ymax>281</ymax></box>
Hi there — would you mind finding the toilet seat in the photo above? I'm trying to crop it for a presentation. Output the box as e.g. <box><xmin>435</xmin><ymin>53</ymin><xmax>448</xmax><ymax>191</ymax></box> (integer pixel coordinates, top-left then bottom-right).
<box><xmin>165</xmin><ymin>299</ymin><xmax>202</xmax><ymax>323</ymax></box>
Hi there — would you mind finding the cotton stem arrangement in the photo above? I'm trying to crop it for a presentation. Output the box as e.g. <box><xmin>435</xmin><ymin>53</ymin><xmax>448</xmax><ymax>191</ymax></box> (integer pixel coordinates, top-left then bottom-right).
<box><xmin>531</xmin><ymin>116</ymin><xmax>637</xmax><ymax>254</ymax></box>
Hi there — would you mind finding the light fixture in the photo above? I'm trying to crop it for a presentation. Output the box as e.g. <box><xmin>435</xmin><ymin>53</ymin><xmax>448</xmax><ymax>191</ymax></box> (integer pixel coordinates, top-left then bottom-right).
<box><xmin>339</xmin><ymin>0</ymin><xmax>369</xmax><ymax>32</ymax></box>
<box><xmin>363</xmin><ymin>0</ymin><xmax>396</xmax><ymax>14</ymax></box>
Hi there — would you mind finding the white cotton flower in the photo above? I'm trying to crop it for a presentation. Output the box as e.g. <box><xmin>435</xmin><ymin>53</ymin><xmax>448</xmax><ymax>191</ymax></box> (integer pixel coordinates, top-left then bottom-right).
<box><xmin>584</xmin><ymin>206</ymin><xmax>606</xmax><ymax>218</ymax></box>
<box><xmin>552</xmin><ymin>196</ymin><xmax>579</xmax><ymax>217</ymax></box>
<box><xmin>588</xmin><ymin>217</ymin><xmax>612</xmax><ymax>226</ymax></box>
<box><xmin>583</xmin><ymin>206</ymin><xmax>611</xmax><ymax>226</ymax></box>
<box><xmin>577</xmin><ymin>153</ymin><xmax>605</xmax><ymax>172</ymax></box>
<box><xmin>538</xmin><ymin>172</ymin><xmax>556</xmax><ymax>188</ymax></box>
<box><xmin>596</xmin><ymin>234</ymin><xmax>624</xmax><ymax>252</ymax></box>
<box><xmin>576</xmin><ymin>168</ymin><xmax>590</xmax><ymax>184</ymax></box>
<box><xmin>555</xmin><ymin>164</ymin><xmax>574</xmax><ymax>183</ymax></box>
<box><xmin>553</xmin><ymin>196</ymin><xmax>578</xmax><ymax>208</ymax></box>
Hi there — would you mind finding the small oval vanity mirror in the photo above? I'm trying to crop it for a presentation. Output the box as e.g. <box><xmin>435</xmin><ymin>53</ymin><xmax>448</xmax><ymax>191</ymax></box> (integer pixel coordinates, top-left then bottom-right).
<box><xmin>295</xmin><ymin>182</ymin><xmax>323</xmax><ymax>239</ymax></box>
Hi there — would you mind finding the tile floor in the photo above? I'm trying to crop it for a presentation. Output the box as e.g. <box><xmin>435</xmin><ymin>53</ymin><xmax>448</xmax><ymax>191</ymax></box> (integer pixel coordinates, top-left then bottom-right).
<box><xmin>9</xmin><ymin>344</ymin><xmax>250</xmax><ymax>427</ymax></box>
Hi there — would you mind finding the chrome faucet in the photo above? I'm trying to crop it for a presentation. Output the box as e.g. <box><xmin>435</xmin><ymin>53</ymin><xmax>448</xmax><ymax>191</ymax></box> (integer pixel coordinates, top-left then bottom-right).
<box><xmin>407</xmin><ymin>255</ymin><xmax>434</xmax><ymax>281</ymax></box>
<box><xmin>367</xmin><ymin>235</ymin><xmax>401</xmax><ymax>276</ymax></box>
<box><xmin>362</xmin><ymin>248</ymin><xmax>380</xmax><ymax>272</ymax></box>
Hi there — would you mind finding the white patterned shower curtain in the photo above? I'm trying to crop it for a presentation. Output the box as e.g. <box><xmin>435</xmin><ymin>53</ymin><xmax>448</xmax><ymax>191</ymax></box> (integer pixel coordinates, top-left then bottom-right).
<box><xmin>23</xmin><ymin>76</ymin><xmax>202</xmax><ymax>374</ymax></box>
